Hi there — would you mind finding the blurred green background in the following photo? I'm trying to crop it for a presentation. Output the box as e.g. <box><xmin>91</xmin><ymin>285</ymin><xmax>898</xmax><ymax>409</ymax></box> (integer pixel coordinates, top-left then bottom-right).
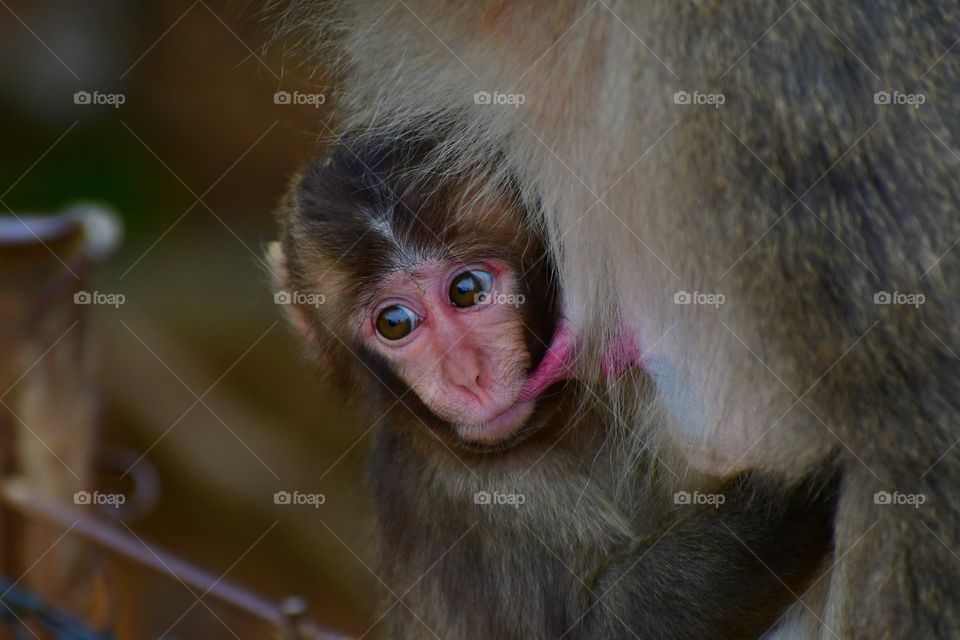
<box><xmin>1</xmin><ymin>1</ymin><xmax>375</xmax><ymax>636</ymax></box>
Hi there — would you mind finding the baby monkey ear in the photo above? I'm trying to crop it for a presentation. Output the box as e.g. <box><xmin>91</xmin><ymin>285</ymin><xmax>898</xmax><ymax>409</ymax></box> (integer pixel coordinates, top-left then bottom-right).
<box><xmin>266</xmin><ymin>241</ymin><xmax>314</xmax><ymax>339</ymax></box>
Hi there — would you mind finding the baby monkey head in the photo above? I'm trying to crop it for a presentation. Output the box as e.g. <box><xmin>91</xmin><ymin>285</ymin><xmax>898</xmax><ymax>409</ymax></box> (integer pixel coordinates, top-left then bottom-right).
<box><xmin>271</xmin><ymin>136</ymin><xmax>564</xmax><ymax>448</ymax></box>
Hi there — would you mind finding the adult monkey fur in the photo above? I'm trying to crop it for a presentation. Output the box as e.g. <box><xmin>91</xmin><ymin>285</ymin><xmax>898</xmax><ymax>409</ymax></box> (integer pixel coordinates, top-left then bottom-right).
<box><xmin>269</xmin><ymin>136</ymin><xmax>836</xmax><ymax>638</ymax></box>
<box><xmin>269</xmin><ymin>2</ymin><xmax>960</xmax><ymax>638</ymax></box>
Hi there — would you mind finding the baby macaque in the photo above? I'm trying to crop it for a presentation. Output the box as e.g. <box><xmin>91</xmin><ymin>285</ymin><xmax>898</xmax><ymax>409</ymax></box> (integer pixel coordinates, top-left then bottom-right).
<box><xmin>269</xmin><ymin>134</ymin><xmax>835</xmax><ymax>639</ymax></box>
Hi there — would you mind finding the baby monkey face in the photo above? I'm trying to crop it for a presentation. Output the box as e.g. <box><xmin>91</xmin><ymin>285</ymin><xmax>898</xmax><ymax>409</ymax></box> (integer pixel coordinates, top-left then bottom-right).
<box><xmin>274</xmin><ymin>135</ymin><xmax>579</xmax><ymax>448</ymax></box>
<box><xmin>358</xmin><ymin>256</ymin><xmax>538</xmax><ymax>446</ymax></box>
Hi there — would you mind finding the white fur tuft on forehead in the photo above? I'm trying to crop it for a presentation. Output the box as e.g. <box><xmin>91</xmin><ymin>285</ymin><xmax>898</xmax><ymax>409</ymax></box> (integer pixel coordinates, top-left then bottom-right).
<box><xmin>367</xmin><ymin>210</ymin><xmax>398</xmax><ymax>245</ymax></box>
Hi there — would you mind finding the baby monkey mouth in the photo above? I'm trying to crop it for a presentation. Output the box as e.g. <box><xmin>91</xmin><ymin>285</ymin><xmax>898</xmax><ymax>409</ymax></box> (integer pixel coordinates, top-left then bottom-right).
<box><xmin>452</xmin><ymin>321</ymin><xmax>575</xmax><ymax>447</ymax></box>
<box><xmin>455</xmin><ymin>398</ymin><xmax>539</xmax><ymax>448</ymax></box>
<box><xmin>457</xmin><ymin>320</ymin><xmax>643</xmax><ymax>448</ymax></box>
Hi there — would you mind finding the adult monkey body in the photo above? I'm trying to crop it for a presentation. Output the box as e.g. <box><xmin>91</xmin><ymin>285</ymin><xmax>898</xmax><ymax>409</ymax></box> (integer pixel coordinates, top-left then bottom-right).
<box><xmin>270</xmin><ymin>2</ymin><xmax>960</xmax><ymax>638</ymax></box>
<box><xmin>270</xmin><ymin>138</ymin><xmax>834</xmax><ymax>639</ymax></box>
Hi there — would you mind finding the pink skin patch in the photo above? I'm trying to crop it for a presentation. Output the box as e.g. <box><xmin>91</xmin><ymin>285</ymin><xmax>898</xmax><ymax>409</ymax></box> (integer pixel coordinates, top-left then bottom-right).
<box><xmin>517</xmin><ymin>319</ymin><xmax>577</xmax><ymax>401</ymax></box>
<box><xmin>601</xmin><ymin>329</ymin><xmax>645</xmax><ymax>379</ymax></box>
<box><xmin>518</xmin><ymin>320</ymin><xmax>643</xmax><ymax>402</ymax></box>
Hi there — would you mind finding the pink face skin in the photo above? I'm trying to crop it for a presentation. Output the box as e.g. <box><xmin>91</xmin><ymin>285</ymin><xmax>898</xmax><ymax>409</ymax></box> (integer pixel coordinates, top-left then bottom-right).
<box><xmin>361</xmin><ymin>259</ymin><xmax>539</xmax><ymax>445</ymax></box>
<box><xmin>361</xmin><ymin>260</ymin><xmax>643</xmax><ymax>446</ymax></box>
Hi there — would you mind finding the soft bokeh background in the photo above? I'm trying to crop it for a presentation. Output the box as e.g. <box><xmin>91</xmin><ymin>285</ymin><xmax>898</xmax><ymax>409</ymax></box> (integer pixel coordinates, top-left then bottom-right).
<box><xmin>1</xmin><ymin>1</ymin><xmax>375</xmax><ymax>636</ymax></box>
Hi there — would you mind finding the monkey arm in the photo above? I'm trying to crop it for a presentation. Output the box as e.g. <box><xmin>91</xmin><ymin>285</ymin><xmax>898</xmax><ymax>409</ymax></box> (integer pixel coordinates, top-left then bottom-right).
<box><xmin>576</xmin><ymin>477</ymin><xmax>836</xmax><ymax>640</ymax></box>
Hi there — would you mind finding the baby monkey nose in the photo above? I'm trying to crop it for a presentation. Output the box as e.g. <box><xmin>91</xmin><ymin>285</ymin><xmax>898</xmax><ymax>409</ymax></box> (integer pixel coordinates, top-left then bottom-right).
<box><xmin>442</xmin><ymin>349</ymin><xmax>489</xmax><ymax>402</ymax></box>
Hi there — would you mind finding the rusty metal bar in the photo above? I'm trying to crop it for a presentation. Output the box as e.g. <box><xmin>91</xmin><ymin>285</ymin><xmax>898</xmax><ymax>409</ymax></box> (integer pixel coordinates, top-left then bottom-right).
<box><xmin>0</xmin><ymin>205</ymin><xmax>121</xmax><ymax>614</ymax></box>
<box><xmin>1</xmin><ymin>478</ymin><xmax>346</xmax><ymax>640</ymax></box>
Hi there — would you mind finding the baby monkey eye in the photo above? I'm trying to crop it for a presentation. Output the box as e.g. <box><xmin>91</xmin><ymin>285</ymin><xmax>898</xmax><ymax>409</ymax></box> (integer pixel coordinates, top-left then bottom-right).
<box><xmin>449</xmin><ymin>270</ymin><xmax>494</xmax><ymax>308</ymax></box>
<box><xmin>376</xmin><ymin>305</ymin><xmax>419</xmax><ymax>340</ymax></box>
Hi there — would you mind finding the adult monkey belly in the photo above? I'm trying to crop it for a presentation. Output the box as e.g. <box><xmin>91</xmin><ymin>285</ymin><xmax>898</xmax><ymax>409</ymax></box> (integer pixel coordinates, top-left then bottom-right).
<box><xmin>272</xmin><ymin>2</ymin><xmax>960</xmax><ymax>638</ymax></box>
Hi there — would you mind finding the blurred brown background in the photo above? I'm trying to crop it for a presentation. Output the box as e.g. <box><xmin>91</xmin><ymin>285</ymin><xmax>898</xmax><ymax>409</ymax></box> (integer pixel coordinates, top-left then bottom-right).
<box><xmin>0</xmin><ymin>1</ymin><xmax>375</xmax><ymax>637</ymax></box>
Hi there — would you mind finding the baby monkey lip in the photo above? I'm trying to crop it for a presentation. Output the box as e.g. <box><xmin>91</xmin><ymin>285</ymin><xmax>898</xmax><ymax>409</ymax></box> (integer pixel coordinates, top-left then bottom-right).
<box><xmin>457</xmin><ymin>398</ymin><xmax>537</xmax><ymax>444</ymax></box>
<box><xmin>516</xmin><ymin>319</ymin><xmax>645</xmax><ymax>403</ymax></box>
<box><xmin>517</xmin><ymin>319</ymin><xmax>577</xmax><ymax>402</ymax></box>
